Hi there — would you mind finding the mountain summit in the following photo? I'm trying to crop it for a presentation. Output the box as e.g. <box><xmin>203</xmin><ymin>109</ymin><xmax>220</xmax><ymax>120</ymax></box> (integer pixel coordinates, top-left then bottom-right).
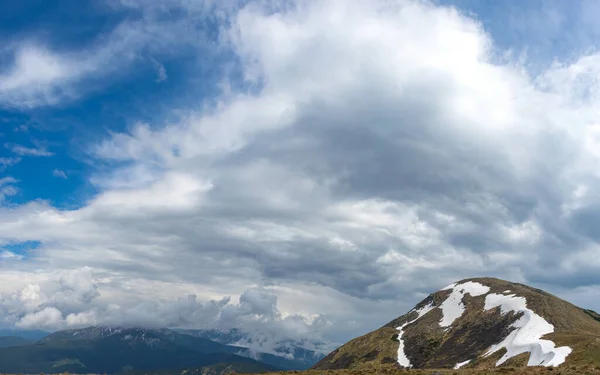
<box><xmin>313</xmin><ymin>277</ymin><xmax>600</xmax><ymax>370</ymax></box>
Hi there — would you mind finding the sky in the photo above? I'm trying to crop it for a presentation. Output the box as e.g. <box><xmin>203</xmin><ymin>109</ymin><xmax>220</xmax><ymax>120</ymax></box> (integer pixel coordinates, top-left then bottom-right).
<box><xmin>2</xmin><ymin>0</ymin><xmax>600</xmax><ymax>353</ymax></box>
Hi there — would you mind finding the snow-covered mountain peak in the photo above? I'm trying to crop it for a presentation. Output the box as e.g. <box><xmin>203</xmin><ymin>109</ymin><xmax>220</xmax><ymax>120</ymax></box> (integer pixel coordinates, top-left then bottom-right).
<box><xmin>395</xmin><ymin>280</ymin><xmax>572</xmax><ymax>368</ymax></box>
<box><xmin>313</xmin><ymin>277</ymin><xmax>600</xmax><ymax>371</ymax></box>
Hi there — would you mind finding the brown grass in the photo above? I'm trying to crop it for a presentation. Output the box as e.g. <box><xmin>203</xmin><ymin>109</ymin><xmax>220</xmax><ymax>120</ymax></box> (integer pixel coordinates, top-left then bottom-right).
<box><xmin>5</xmin><ymin>369</ymin><xmax>600</xmax><ymax>375</ymax></box>
<box><xmin>3</xmin><ymin>365</ymin><xmax>600</xmax><ymax>375</ymax></box>
<box><xmin>252</xmin><ymin>366</ymin><xmax>600</xmax><ymax>375</ymax></box>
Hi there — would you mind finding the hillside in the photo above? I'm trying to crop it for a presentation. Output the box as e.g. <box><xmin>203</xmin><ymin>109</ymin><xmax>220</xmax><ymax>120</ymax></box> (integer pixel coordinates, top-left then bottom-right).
<box><xmin>313</xmin><ymin>277</ymin><xmax>600</xmax><ymax>371</ymax></box>
<box><xmin>259</xmin><ymin>365</ymin><xmax>600</xmax><ymax>375</ymax></box>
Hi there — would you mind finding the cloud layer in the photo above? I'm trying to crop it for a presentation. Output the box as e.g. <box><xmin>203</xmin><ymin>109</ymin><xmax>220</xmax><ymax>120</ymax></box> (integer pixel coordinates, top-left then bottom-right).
<box><xmin>2</xmin><ymin>0</ymin><xmax>600</xmax><ymax>348</ymax></box>
<box><xmin>0</xmin><ymin>0</ymin><xmax>220</xmax><ymax>109</ymax></box>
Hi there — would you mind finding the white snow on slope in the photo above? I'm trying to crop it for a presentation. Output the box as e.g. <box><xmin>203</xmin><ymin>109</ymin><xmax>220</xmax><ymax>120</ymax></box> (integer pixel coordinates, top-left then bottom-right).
<box><xmin>454</xmin><ymin>359</ymin><xmax>471</xmax><ymax>369</ymax></box>
<box><xmin>396</xmin><ymin>303</ymin><xmax>435</xmax><ymax>368</ymax></box>
<box><xmin>483</xmin><ymin>293</ymin><xmax>572</xmax><ymax>367</ymax></box>
<box><xmin>439</xmin><ymin>281</ymin><xmax>490</xmax><ymax>327</ymax></box>
<box><xmin>396</xmin><ymin>281</ymin><xmax>572</xmax><ymax>368</ymax></box>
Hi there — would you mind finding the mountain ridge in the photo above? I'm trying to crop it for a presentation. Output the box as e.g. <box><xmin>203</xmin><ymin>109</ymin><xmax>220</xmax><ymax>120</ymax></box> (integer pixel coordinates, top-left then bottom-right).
<box><xmin>313</xmin><ymin>277</ymin><xmax>600</xmax><ymax>371</ymax></box>
<box><xmin>0</xmin><ymin>326</ymin><xmax>274</xmax><ymax>374</ymax></box>
<box><xmin>0</xmin><ymin>325</ymin><xmax>326</xmax><ymax>374</ymax></box>
<box><xmin>176</xmin><ymin>328</ymin><xmax>327</xmax><ymax>369</ymax></box>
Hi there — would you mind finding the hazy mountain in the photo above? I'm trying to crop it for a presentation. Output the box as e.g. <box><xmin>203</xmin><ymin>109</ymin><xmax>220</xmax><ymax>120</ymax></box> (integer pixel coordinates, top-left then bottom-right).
<box><xmin>0</xmin><ymin>336</ymin><xmax>32</xmax><ymax>348</ymax></box>
<box><xmin>0</xmin><ymin>326</ymin><xmax>274</xmax><ymax>374</ymax></box>
<box><xmin>0</xmin><ymin>329</ymin><xmax>49</xmax><ymax>341</ymax></box>
<box><xmin>176</xmin><ymin>328</ymin><xmax>327</xmax><ymax>369</ymax></box>
<box><xmin>313</xmin><ymin>277</ymin><xmax>600</xmax><ymax>370</ymax></box>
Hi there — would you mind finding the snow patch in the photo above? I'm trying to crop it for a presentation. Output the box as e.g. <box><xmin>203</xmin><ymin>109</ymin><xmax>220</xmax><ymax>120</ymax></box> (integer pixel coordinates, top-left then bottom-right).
<box><xmin>439</xmin><ymin>281</ymin><xmax>490</xmax><ymax>327</ymax></box>
<box><xmin>454</xmin><ymin>359</ymin><xmax>471</xmax><ymax>369</ymax></box>
<box><xmin>396</xmin><ymin>303</ymin><xmax>435</xmax><ymax>368</ymax></box>
<box><xmin>483</xmin><ymin>293</ymin><xmax>572</xmax><ymax>367</ymax></box>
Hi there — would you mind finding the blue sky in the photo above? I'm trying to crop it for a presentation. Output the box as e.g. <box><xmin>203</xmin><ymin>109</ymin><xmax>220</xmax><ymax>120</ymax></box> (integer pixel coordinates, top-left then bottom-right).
<box><xmin>0</xmin><ymin>0</ymin><xmax>229</xmax><ymax>208</ymax></box>
<box><xmin>439</xmin><ymin>0</ymin><xmax>589</xmax><ymax>60</ymax></box>
<box><xmin>1</xmin><ymin>0</ymin><xmax>600</xmax><ymax>350</ymax></box>
<box><xmin>1</xmin><ymin>0</ymin><xmax>592</xmax><ymax>208</ymax></box>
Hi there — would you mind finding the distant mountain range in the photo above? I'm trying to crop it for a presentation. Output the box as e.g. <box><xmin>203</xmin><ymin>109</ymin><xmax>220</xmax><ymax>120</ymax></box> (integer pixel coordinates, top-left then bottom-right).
<box><xmin>313</xmin><ymin>277</ymin><xmax>600</xmax><ymax>371</ymax></box>
<box><xmin>0</xmin><ymin>326</ymin><xmax>325</xmax><ymax>374</ymax></box>
<box><xmin>0</xmin><ymin>329</ymin><xmax>49</xmax><ymax>349</ymax></box>
<box><xmin>0</xmin><ymin>336</ymin><xmax>32</xmax><ymax>348</ymax></box>
<box><xmin>175</xmin><ymin>328</ymin><xmax>327</xmax><ymax>369</ymax></box>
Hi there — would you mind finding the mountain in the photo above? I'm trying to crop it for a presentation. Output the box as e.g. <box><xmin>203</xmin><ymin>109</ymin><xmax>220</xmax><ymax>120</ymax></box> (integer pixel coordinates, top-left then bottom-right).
<box><xmin>0</xmin><ymin>326</ymin><xmax>275</xmax><ymax>374</ymax></box>
<box><xmin>176</xmin><ymin>328</ymin><xmax>327</xmax><ymax>370</ymax></box>
<box><xmin>0</xmin><ymin>329</ymin><xmax>49</xmax><ymax>340</ymax></box>
<box><xmin>0</xmin><ymin>336</ymin><xmax>32</xmax><ymax>348</ymax></box>
<box><xmin>313</xmin><ymin>277</ymin><xmax>600</xmax><ymax>371</ymax></box>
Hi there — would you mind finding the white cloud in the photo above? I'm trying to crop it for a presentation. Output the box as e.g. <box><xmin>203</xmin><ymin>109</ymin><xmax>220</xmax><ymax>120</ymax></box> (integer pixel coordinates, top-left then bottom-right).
<box><xmin>0</xmin><ymin>47</ymin><xmax>69</xmax><ymax>89</ymax></box>
<box><xmin>52</xmin><ymin>169</ymin><xmax>68</xmax><ymax>179</ymax></box>
<box><xmin>15</xmin><ymin>307</ymin><xmax>63</xmax><ymax>329</ymax></box>
<box><xmin>0</xmin><ymin>177</ymin><xmax>18</xmax><ymax>203</ymax></box>
<box><xmin>0</xmin><ymin>45</ymin><xmax>92</xmax><ymax>108</ymax></box>
<box><xmin>151</xmin><ymin>58</ymin><xmax>168</xmax><ymax>82</ymax></box>
<box><xmin>0</xmin><ymin>267</ymin><xmax>330</xmax><ymax>348</ymax></box>
<box><xmin>0</xmin><ymin>2</ymin><xmax>216</xmax><ymax>109</ymax></box>
<box><xmin>0</xmin><ymin>251</ymin><xmax>23</xmax><ymax>261</ymax></box>
<box><xmin>0</xmin><ymin>157</ymin><xmax>20</xmax><ymax>171</ymax></box>
<box><xmin>5</xmin><ymin>143</ymin><xmax>53</xmax><ymax>157</ymax></box>
<box><xmin>3</xmin><ymin>0</ymin><xmax>600</xmax><ymax>346</ymax></box>
<box><xmin>0</xmin><ymin>177</ymin><xmax>17</xmax><ymax>186</ymax></box>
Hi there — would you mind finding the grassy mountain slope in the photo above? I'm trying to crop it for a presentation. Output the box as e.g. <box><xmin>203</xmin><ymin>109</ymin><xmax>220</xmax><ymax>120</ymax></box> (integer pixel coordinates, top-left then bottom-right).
<box><xmin>260</xmin><ymin>365</ymin><xmax>600</xmax><ymax>375</ymax></box>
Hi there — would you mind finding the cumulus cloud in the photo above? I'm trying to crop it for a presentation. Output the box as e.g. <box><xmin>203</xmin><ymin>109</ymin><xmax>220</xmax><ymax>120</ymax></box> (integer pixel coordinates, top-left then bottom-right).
<box><xmin>2</xmin><ymin>0</ymin><xmax>600</xmax><ymax>347</ymax></box>
<box><xmin>0</xmin><ymin>267</ymin><xmax>329</xmax><ymax>349</ymax></box>
<box><xmin>0</xmin><ymin>46</ymin><xmax>78</xmax><ymax>109</ymax></box>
